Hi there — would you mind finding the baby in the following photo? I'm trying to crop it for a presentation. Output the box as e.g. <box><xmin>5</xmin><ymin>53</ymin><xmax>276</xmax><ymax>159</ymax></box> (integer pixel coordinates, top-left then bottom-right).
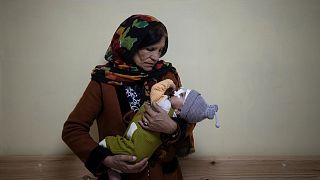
<box><xmin>99</xmin><ymin>79</ymin><xmax>219</xmax><ymax>179</ymax></box>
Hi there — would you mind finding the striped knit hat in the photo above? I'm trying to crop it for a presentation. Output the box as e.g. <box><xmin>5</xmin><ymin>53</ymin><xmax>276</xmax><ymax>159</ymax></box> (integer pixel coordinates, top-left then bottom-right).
<box><xmin>180</xmin><ymin>90</ymin><xmax>220</xmax><ymax>128</ymax></box>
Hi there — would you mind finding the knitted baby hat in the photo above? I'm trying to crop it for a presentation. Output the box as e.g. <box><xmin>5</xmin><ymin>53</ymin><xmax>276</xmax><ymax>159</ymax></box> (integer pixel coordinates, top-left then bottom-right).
<box><xmin>180</xmin><ymin>90</ymin><xmax>220</xmax><ymax>128</ymax></box>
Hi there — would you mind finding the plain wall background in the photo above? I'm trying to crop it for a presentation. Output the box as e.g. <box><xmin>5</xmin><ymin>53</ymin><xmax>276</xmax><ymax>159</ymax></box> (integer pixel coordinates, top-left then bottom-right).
<box><xmin>1</xmin><ymin>0</ymin><xmax>320</xmax><ymax>157</ymax></box>
<box><xmin>0</xmin><ymin>1</ymin><xmax>4</xmax><ymax>154</ymax></box>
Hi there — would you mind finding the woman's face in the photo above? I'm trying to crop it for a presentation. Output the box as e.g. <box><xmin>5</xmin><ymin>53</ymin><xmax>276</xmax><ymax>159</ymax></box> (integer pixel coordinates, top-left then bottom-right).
<box><xmin>133</xmin><ymin>37</ymin><xmax>166</xmax><ymax>72</ymax></box>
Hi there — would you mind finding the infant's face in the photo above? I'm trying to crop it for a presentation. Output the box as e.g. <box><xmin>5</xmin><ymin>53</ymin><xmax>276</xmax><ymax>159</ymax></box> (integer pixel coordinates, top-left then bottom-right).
<box><xmin>169</xmin><ymin>91</ymin><xmax>186</xmax><ymax>115</ymax></box>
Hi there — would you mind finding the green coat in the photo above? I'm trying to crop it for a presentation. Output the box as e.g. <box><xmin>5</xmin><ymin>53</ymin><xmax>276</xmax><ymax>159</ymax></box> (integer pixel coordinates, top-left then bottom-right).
<box><xmin>105</xmin><ymin>103</ymin><xmax>174</xmax><ymax>161</ymax></box>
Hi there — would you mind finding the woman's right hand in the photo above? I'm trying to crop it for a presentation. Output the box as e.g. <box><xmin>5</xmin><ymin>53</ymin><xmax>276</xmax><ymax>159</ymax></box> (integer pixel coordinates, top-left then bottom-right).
<box><xmin>102</xmin><ymin>155</ymin><xmax>148</xmax><ymax>174</ymax></box>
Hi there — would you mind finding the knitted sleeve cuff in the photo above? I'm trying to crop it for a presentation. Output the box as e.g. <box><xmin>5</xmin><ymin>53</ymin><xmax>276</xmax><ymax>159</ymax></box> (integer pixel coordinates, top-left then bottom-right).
<box><xmin>85</xmin><ymin>145</ymin><xmax>112</xmax><ymax>177</ymax></box>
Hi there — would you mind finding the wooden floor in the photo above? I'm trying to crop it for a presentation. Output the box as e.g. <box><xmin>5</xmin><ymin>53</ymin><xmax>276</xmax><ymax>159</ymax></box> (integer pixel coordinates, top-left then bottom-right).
<box><xmin>180</xmin><ymin>156</ymin><xmax>320</xmax><ymax>180</ymax></box>
<box><xmin>0</xmin><ymin>155</ymin><xmax>319</xmax><ymax>179</ymax></box>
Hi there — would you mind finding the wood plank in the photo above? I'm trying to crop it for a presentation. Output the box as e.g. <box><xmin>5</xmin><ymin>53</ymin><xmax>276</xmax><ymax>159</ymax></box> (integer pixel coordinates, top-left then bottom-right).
<box><xmin>0</xmin><ymin>155</ymin><xmax>319</xmax><ymax>179</ymax></box>
<box><xmin>0</xmin><ymin>155</ymin><xmax>96</xmax><ymax>180</ymax></box>
<box><xmin>179</xmin><ymin>156</ymin><xmax>320</xmax><ymax>180</ymax></box>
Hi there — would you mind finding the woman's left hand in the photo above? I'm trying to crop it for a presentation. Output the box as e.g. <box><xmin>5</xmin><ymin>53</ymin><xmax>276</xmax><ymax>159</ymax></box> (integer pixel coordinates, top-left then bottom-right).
<box><xmin>139</xmin><ymin>102</ymin><xmax>177</xmax><ymax>134</ymax></box>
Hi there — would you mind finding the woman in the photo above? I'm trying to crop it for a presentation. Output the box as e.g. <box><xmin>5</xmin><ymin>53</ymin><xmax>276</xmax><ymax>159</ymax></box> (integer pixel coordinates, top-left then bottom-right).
<box><xmin>62</xmin><ymin>14</ymin><xmax>195</xmax><ymax>180</ymax></box>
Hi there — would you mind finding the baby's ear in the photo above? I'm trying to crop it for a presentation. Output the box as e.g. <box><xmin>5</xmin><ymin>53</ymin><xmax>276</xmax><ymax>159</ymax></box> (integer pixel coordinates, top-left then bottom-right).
<box><xmin>175</xmin><ymin>108</ymin><xmax>181</xmax><ymax>115</ymax></box>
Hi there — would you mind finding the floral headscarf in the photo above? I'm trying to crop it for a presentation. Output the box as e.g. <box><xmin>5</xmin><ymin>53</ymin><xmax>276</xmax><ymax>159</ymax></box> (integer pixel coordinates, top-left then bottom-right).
<box><xmin>91</xmin><ymin>14</ymin><xmax>175</xmax><ymax>86</ymax></box>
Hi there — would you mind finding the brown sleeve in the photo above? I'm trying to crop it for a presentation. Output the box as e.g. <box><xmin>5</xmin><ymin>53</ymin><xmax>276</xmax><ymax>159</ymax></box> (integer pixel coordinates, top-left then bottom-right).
<box><xmin>161</xmin><ymin>70</ymin><xmax>182</xmax><ymax>89</ymax></box>
<box><xmin>62</xmin><ymin>80</ymin><xmax>104</xmax><ymax>162</ymax></box>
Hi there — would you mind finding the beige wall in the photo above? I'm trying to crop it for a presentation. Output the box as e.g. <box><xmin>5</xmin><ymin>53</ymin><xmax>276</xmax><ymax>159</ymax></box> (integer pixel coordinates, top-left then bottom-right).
<box><xmin>0</xmin><ymin>0</ymin><xmax>4</xmax><ymax>154</ymax></box>
<box><xmin>1</xmin><ymin>0</ymin><xmax>320</xmax><ymax>156</ymax></box>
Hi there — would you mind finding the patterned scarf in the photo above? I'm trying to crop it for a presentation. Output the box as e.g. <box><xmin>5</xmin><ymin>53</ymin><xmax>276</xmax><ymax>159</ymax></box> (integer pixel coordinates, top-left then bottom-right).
<box><xmin>91</xmin><ymin>15</ymin><xmax>177</xmax><ymax>97</ymax></box>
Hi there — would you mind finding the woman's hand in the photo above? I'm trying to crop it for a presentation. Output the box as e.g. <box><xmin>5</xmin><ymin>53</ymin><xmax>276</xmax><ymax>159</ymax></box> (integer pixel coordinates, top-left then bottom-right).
<box><xmin>139</xmin><ymin>102</ymin><xmax>177</xmax><ymax>134</ymax></box>
<box><xmin>102</xmin><ymin>155</ymin><xmax>148</xmax><ymax>174</ymax></box>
